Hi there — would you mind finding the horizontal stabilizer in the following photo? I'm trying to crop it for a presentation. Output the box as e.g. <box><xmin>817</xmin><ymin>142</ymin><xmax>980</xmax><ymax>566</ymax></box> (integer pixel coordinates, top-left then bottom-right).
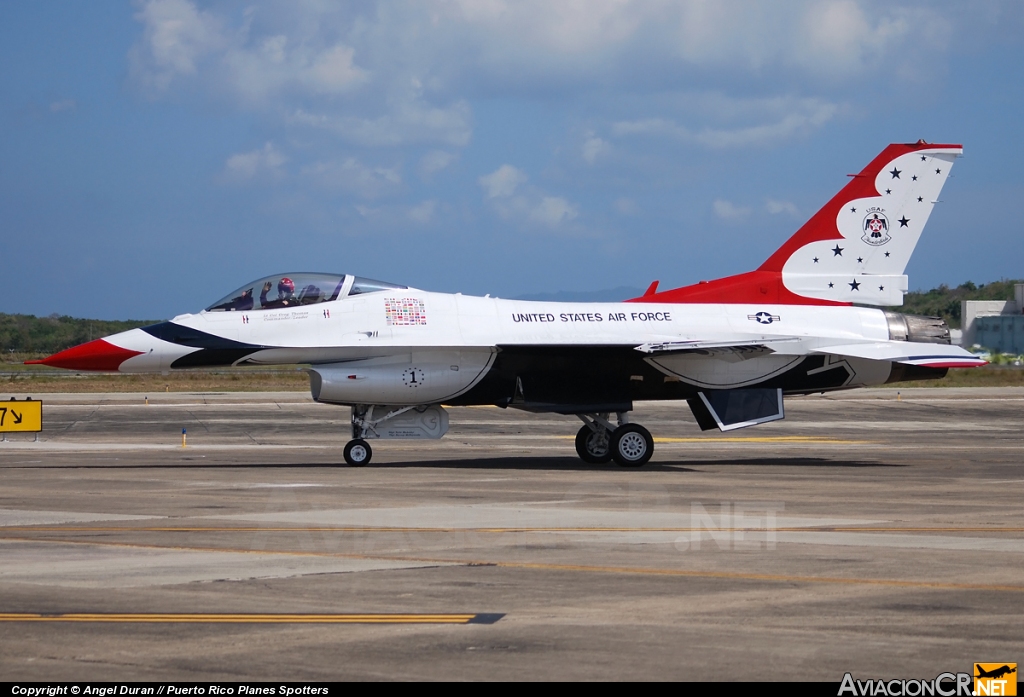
<box><xmin>811</xmin><ymin>341</ymin><xmax>986</xmax><ymax>368</ymax></box>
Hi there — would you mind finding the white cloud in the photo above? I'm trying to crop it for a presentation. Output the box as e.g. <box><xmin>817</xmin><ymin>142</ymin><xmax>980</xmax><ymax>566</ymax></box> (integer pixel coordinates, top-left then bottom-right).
<box><xmin>130</xmin><ymin>0</ymin><xmax>368</xmax><ymax>101</ymax></box>
<box><xmin>49</xmin><ymin>99</ymin><xmax>77</xmax><ymax>113</ymax></box>
<box><xmin>218</xmin><ymin>41</ymin><xmax>369</xmax><ymax>104</ymax></box>
<box><xmin>301</xmin><ymin>158</ymin><xmax>401</xmax><ymax>198</ymax></box>
<box><xmin>286</xmin><ymin>99</ymin><xmax>471</xmax><ymax>147</ymax></box>
<box><xmin>419</xmin><ymin>150</ymin><xmax>456</xmax><ymax>178</ymax></box>
<box><xmin>408</xmin><ymin>200</ymin><xmax>437</xmax><ymax>223</ymax></box>
<box><xmin>439</xmin><ymin>0</ymin><xmax>940</xmax><ymax>84</ymax></box>
<box><xmin>713</xmin><ymin>199</ymin><xmax>749</xmax><ymax>221</ymax></box>
<box><xmin>131</xmin><ymin>0</ymin><xmax>939</xmax><ymax>101</ymax></box>
<box><xmin>615</xmin><ymin>197</ymin><xmax>638</xmax><ymax>215</ymax></box>
<box><xmin>223</xmin><ymin>142</ymin><xmax>287</xmax><ymax>182</ymax></box>
<box><xmin>304</xmin><ymin>45</ymin><xmax>367</xmax><ymax>95</ymax></box>
<box><xmin>127</xmin><ymin>1</ymin><xmax>954</xmax><ymax>154</ymax></box>
<box><xmin>582</xmin><ymin>134</ymin><xmax>610</xmax><ymax>164</ymax></box>
<box><xmin>530</xmin><ymin>197</ymin><xmax>578</xmax><ymax>226</ymax></box>
<box><xmin>612</xmin><ymin>96</ymin><xmax>840</xmax><ymax>148</ymax></box>
<box><xmin>129</xmin><ymin>0</ymin><xmax>224</xmax><ymax>92</ymax></box>
<box><xmin>479</xmin><ymin>164</ymin><xmax>528</xmax><ymax>199</ymax></box>
<box><xmin>765</xmin><ymin>198</ymin><xmax>800</xmax><ymax>217</ymax></box>
<box><xmin>478</xmin><ymin>164</ymin><xmax>579</xmax><ymax>229</ymax></box>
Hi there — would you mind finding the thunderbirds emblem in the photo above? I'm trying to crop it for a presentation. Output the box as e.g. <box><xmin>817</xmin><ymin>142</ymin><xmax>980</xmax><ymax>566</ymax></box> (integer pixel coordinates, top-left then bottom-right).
<box><xmin>861</xmin><ymin>207</ymin><xmax>891</xmax><ymax>246</ymax></box>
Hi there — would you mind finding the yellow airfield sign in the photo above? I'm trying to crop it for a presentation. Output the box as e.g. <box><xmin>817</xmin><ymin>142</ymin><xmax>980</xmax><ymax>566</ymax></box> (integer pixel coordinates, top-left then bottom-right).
<box><xmin>0</xmin><ymin>399</ymin><xmax>42</xmax><ymax>433</ymax></box>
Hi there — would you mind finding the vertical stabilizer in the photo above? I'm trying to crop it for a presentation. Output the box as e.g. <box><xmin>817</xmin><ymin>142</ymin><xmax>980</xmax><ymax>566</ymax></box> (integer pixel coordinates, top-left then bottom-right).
<box><xmin>631</xmin><ymin>141</ymin><xmax>962</xmax><ymax>306</ymax></box>
<box><xmin>767</xmin><ymin>141</ymin><xmax>962</xmax><ymax>305</ymax></box>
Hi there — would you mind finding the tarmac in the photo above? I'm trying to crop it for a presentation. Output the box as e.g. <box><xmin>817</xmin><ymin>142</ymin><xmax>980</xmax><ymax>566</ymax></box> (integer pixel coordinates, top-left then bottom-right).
<box><xmin>0</xmin><ymin>387</ymin><xmax>1022</xmax><ymax>681</ymax></box>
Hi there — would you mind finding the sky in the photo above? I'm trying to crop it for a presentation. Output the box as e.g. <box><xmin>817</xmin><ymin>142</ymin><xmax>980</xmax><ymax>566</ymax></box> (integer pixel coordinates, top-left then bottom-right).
<box><xmin>1</xmin><ymin>0</ymin><xmax>1023</xmax><ymax>320</ymax></box>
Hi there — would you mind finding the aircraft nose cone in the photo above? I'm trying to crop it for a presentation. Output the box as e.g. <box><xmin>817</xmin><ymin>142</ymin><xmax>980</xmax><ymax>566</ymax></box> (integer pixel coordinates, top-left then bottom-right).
<box><xmin>25</xmin><ymin>339</ymin><xmax>144</xmax><ymax>371</ymax></box>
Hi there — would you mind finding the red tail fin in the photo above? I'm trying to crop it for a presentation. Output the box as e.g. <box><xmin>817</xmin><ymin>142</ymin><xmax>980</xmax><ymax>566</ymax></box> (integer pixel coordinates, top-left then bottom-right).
<box><xmin>631</xmin><ymin>141</ymin><xmax>962</xmax><ymax>306</ymax></box>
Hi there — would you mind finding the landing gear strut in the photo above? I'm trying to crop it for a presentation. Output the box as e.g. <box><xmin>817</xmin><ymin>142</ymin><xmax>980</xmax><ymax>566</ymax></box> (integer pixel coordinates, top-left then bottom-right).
<box><xmin>344</xmin><ymin>404</ymin><xmax>415</xmax><ymax>467</ymax></box>
<box><xmin>575</xmin><ymin>423</ymin><xmax>612</xmax><ymax>463</ymax></box>
<box><xmin>575</xmin><ymin>413</ymin><xmax>654</xmax><ymax>467</ymax></box>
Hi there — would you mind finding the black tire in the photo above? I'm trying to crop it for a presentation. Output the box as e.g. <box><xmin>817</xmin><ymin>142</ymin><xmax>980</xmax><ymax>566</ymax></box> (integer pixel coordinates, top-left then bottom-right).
<box><xmin>343</xmin><ymin>439</ymin><xmax>372</xmax><ymax>467</ymax></box>
<box><xmin>575</xmin><ymin>425</ymin><xmax>612</xmax><ymax>464</ymax></box>
<box><xmin>611</xmin><ymin>424</ymin><xmax>653</xmax><ymax>467</ymax></box>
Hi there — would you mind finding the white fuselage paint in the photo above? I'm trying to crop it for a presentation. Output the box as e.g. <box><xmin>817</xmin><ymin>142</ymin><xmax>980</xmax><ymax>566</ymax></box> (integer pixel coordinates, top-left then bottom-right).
<box><xmin>105</xmin><ymin>290</ymin><xmax>903</xmax><ymax>404</ymax></box>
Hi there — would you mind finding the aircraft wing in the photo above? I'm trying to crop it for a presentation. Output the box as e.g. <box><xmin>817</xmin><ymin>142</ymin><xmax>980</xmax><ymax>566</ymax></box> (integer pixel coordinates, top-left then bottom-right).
<box><xmin>637</xmin><ymin>338</ymin><xmax>986</xmax><ymax>369</ymax></box>
<box><xmin>807</xmin><ymin>341</ymin><xmax>987</xmax><ymax>368</ymax></box>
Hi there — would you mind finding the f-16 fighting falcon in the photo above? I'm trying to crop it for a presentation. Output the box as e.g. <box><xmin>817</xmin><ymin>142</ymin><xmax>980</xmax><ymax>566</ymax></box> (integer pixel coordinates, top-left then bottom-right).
<box><xmin>31</xmin><ymin>141</ymin><xmax>984</xmax><ymax>467</ymax></box>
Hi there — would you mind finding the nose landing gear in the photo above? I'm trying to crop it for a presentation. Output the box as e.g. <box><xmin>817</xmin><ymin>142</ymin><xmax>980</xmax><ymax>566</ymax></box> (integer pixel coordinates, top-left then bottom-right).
<box><xmin>343</xmin><ymin>439</ymin><xmax>372</xmax><ymax>466</ymax></box>
<box><xmin>575</xmin><ymin>413</ymin><xmax>654</xmax><ymax>467</ymax></box>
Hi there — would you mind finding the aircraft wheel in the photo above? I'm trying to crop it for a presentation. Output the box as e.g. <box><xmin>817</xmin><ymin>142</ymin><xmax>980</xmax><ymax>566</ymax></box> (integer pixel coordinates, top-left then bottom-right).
<box><xmin>575</xmin><ymin>425</ymin><xmax>612</xmax><ymax>464</ymax></box>
<box><xmin>344</xmin><ymin>439</ymin><xmax>372</xmax><ymax>467</ymax></box>
<box><xmin>611</xmin><ymin>424</ymin><xmax>653</xmax><ymax>468</ymax></box>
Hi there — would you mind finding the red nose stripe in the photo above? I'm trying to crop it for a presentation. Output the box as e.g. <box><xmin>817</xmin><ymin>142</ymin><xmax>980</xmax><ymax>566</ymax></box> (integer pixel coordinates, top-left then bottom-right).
<box><xmin>25</xmin><ymin>339</ymin><xmax>144</xmax><ymax>371</ymax></box>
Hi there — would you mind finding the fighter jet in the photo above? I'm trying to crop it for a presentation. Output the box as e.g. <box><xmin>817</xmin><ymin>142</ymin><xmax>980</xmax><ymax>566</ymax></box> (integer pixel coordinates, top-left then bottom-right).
<box><xmin>975</xmin><ymin>665</ymin><xmax>1016</xmax><ymax>680</ymax></box>
<box><xmin>31</xmin><ymin>141</ymin><xmax>984</xmax><ymax>466</ymax></box>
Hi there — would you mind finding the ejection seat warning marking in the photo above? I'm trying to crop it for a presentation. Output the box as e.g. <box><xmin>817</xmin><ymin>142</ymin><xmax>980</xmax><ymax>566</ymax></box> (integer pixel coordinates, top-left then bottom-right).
<box><xmin>385</xmin><ymin>298</ymin><xmax>427</xmax><ymax>326</ymax></box>
<box><xmin>0</xmin><ymin>399</ymin><xmax>42</xmax><ymax>433</ymax></box>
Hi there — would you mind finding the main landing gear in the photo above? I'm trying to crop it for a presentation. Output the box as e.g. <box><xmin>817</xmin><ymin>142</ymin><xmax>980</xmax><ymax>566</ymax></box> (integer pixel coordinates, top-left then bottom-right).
<box><xmin>575</xmin><ymin>412</ymin><xmax>654</xmax><ymax>467</ymax></box>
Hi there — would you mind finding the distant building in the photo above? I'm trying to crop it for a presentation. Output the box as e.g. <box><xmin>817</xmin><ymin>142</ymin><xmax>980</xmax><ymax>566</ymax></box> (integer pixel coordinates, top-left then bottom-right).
<box><xmin>961</xmin><ymin>283</ymin><xmax>1024</xmax><ymax>353</ymax></box>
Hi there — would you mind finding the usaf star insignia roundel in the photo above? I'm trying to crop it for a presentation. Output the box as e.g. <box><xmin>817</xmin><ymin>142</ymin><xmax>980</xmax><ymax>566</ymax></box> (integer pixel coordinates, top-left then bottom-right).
<box><xmin>748</xmin><ymin>311</ymin><xmax>780</xmax><ymax>325</ymax></box>
<box><xmin>861</xmin><ymin>207</ymin><xmax>891</xmax><ymax>247</ymax></box>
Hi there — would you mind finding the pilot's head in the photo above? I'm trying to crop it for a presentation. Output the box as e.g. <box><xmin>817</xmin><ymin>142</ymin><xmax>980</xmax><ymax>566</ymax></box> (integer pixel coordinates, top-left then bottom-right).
<box><xmin>278</xmin><ymin>277</ymin><xmax>295</xmax><ymax>298</ymax></box>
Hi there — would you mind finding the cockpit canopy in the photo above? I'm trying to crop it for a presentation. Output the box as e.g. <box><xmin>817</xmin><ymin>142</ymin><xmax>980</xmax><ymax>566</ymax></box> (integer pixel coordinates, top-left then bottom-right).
<box><xmin>205</xmin><ymin>273</ymin><xmax>408</xmax><ymax>312</ymax></box>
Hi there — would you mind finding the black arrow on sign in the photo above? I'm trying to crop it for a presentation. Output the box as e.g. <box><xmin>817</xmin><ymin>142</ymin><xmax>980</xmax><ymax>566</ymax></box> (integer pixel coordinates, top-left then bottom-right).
<box><xmin>12</xmin><ymin>410</ymin><xmax>22</xmax><ymax>424</ymax></box>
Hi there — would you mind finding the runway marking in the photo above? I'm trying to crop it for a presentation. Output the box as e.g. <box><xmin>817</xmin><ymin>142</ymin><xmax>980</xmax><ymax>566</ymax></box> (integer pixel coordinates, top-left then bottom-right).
<box><xmin>480</xmin><ymin>561</ymin><xmax>1024</xmax><ymax>593</ymax></box>
<box><xmin>0</xmin><ymin>612</ymin><xmax>503</xmax><ymax>624</ymax></box>
<box><xmin>3</xmin><ymin>536</ymin><xmax>1024</xmax><ymax>594</ymax></box>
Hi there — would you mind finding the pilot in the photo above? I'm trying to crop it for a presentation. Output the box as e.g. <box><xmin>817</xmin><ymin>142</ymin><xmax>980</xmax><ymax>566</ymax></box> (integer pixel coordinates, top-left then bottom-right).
<box><xmin>233</xmin><ymin>288</ymin><xmax>254</xmax><ymax>311</ymax></box>
<box><xmin>260</xmin><ymin>277</ymin><xmax>297</xmax><ymax>309</ymax></box>
<box><xmin>212</xmin><ymin>288</ymin><xmax>253</xmax><ymax>311</ymax></box>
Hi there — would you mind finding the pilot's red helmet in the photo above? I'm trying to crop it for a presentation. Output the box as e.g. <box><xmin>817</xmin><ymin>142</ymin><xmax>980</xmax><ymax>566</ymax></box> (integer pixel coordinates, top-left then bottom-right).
<box><xmin>278</xmin><ymin>277</ymin><xmax>295</xmax><ymax>295</ymax></box>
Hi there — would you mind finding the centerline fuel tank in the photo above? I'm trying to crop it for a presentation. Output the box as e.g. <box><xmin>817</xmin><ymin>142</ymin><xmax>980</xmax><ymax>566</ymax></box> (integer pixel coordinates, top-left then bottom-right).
<box><xmin>308</xmin><ymin>349</ymin><xmax>496</xmax><ymax>405</ymax></box>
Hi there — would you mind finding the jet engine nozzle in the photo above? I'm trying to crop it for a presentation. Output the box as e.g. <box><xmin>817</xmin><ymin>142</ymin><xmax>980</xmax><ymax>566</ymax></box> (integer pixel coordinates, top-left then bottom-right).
<box><xmin>883</xmin><ymin>311</ymin><xmax>951</xmax><ymax>345</ymax></box>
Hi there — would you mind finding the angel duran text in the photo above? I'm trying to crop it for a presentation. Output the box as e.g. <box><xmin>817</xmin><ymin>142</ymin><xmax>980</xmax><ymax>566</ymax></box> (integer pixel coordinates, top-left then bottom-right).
<box><xmin>511</xmin><ymin>311</ymin><xmax>671</xmax><ymax>323</ymax></box>
<box><xmin>8</xmin><ymin>688</ymin><xmax>332</xmax><ymax>697</ymax></box>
